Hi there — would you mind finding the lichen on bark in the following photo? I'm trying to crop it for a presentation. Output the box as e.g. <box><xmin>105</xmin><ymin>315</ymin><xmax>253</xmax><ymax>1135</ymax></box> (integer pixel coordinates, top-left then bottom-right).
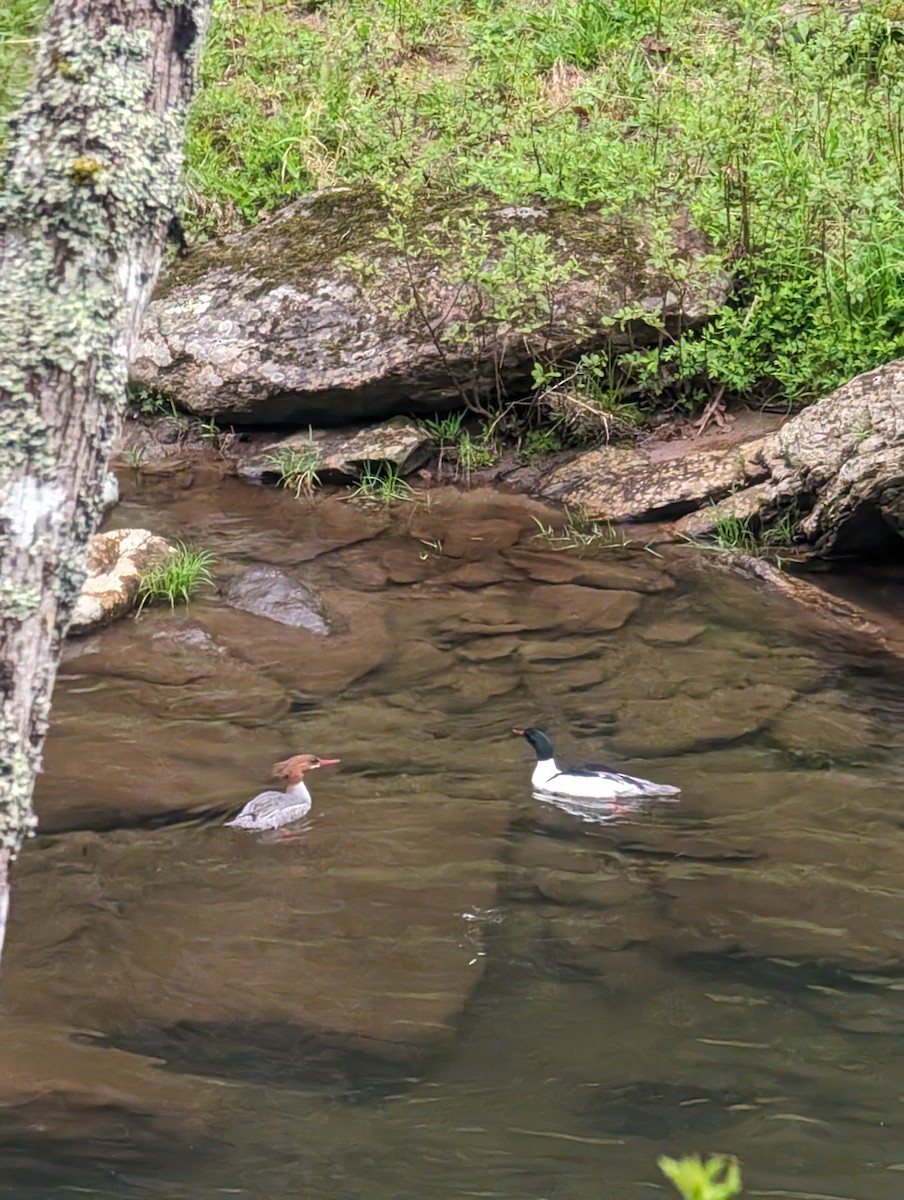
<box><xmin>0</xmin><ymin>0</ymin><xmax>210</xmax><ymax>961</ymax></box>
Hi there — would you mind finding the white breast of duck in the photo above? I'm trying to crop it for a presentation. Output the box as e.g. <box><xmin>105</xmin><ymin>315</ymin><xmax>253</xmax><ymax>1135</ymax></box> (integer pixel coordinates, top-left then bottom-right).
<box><xmin>515</xmin><ymin>727</ymin><xmax>680</xmax><ymax>802</ymax></box>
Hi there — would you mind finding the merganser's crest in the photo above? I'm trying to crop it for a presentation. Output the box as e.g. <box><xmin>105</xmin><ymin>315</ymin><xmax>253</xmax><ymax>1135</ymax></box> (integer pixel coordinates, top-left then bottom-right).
<box><xmin>513</xmin><ymin>726</ymin><xmax>679</xmax><ymax>803</ymax></box>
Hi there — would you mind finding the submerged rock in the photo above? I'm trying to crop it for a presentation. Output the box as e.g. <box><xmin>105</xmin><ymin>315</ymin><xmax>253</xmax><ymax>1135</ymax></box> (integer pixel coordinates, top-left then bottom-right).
<box><xmin>224</xmin><ymin>566</ymin><xmax>330</xmax><ymax>633</ymax></box>
<box><xmin>132</xmin><ymin>187</ymin><xmax>727</xmax><ymax>424</ymax></box>
<box><xmin>69</xmin><ymin>528</ymin><xmax>175</xmax><ymax>636</ymax></box>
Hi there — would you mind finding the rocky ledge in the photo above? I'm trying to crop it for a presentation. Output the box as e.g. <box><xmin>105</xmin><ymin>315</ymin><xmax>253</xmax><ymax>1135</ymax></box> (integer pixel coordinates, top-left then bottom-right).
<box><xmin>131</xmin><ymin>187</ymin><xmax>728</xmax><ymax>425</ymax></box>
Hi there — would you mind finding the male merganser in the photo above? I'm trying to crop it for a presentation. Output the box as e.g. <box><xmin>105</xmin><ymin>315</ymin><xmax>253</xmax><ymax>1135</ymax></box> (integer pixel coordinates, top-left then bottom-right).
<box><xmin>226</xmin><ymin>754</ymin><xmax>340</xmax><ymax>831</ymax></box>
<box><xmin>513</xmin><ymin>727</ymin><xmax>680</xmax><ymax>801</ymax></box>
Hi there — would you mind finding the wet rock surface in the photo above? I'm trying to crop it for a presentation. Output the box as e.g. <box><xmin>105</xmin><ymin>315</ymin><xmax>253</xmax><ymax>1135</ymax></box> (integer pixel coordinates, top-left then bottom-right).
<box><xmin>224</xmin><ymin>565</ymin><xmax>330</xmax><ymax>632</ymax></box>
<box><xmin>15</xmin><ymin>476</ymin><xmax>904</xmax><ymax>1199</ymax></box>
<box><xmin>132</xmin><ymin>187</ymin><xmax>727</xmax><ymax>424</ymax></box>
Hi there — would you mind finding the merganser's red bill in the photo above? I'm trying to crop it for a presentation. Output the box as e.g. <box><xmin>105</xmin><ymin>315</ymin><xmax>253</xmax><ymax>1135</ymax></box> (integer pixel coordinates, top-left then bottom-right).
<box><xmin>511</xmin><ymin>727</ymin><xmax>526</xmax><ymax>736</ymax></box>
<box><xmin>318</xmin><ymin>757</ymin><xmax>341</xmax><ymax>765</ymax></box>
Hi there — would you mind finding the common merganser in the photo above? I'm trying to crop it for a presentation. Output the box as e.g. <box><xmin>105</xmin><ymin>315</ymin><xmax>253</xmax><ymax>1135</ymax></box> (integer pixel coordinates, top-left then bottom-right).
<box><xmin>513</xmin><ymin>727</ymin><xmax>680</xmax><ymax>801</ymax></box>
<box><xmin>226</xmin><ymin>754</ymin><xmax>340</xmax><ymax>831</ymax></box>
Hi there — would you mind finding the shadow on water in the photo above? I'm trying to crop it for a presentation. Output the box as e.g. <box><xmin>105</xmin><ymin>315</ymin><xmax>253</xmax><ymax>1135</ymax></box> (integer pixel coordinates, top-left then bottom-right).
<box><xmin>4</xmin><ymin>476</ymin><xmax>904</xmax><ymax>1198</ymax></box>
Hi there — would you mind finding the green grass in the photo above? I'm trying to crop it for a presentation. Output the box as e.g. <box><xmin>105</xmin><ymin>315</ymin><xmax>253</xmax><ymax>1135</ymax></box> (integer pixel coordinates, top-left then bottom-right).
<box><xmin>455</xmin><ymin>429</ymin><xmax>497</xmax><ymax>477</ymax></box>
<box><xmin>137</xmin><ymin>543</ymin><xmax>215</xmax><ymax>612</ymax></box>
<box><xmin>689</xmin><ymin>504</ymin><xmax>800</xmax><ymax>557</ymax></box>
<box><xmin>0</xmin><ymin>0</ymin><xmax>47</xmax><ymax>129</ymax></box>
<box><xmin>178</xmin><ymin>0</ymin><xmax>904</xmax><ymax>414</ymax></box>
<box><xmin>9</xmin><ymin>0</ymin><xmax>904</xmax><ymax>417</ymax></box>
<box><xmin>347</xmin><ymin>461</ymin><xmax>414</xmax><ymax>504</ymax></box>
<box><xmin>264</xmin><ymin>438</ymin><xmax>321</xmax><ymax>499</ymax></box>
<box><xmin>532</xmin><ymin>508</ymin><xmax>633</xmax><ymax>551</ymax></box>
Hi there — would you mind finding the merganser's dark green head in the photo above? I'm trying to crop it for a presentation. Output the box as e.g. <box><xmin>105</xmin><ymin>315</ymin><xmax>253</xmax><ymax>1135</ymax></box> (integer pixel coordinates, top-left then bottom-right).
<box><xmin>512</xmin><ymin>726</ymin><xmax>555</xmax><ymax>761</ymax></box>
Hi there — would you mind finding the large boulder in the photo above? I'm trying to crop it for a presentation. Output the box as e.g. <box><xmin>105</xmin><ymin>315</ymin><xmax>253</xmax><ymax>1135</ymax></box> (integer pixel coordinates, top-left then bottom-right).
<box><xmin>69</xmin><ymin>528</ymin><xmax>175</xmax><ymax>635</ymax></box>
<box><xmin>707</xmin><ymin>361</ymin><xmax>904</xmax><ymax>556</ymax></box>
<box><xmin>131</xmin><ymin>188</ymin><xmax>728</xmax><ymax>425</ymax></box>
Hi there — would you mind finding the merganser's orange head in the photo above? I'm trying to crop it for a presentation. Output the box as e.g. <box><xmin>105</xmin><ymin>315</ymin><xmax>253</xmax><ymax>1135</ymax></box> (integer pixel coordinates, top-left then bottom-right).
<box><xmin>272</xmin><ymin>754</ymin><xmax>341</xmax><ymax>785</ymax></box>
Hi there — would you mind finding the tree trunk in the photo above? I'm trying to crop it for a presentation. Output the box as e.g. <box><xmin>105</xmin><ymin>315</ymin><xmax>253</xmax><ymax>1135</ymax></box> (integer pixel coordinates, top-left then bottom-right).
<box><xmin>0</xmin><ymin>0</ymin><xmax>210</xmax><ymax>962</ymax></box>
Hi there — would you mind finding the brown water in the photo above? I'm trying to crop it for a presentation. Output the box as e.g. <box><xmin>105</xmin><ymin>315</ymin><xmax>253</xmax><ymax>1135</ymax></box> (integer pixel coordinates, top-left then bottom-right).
<box><xmin>3</xmin><ymin>472</ymin><xmax>904</xmax><ymax>1200</ymax></box>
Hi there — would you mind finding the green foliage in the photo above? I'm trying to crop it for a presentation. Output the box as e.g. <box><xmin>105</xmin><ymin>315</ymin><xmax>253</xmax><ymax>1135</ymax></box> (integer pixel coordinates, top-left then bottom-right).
<box><xmin>264</xmin><ymin>437</ymin><xmax>321</xmax><ymax>499</ymax></box>
<box><xmin>690</xmin><ymin>505</ymin><xmax>800</xmax><ymax>558</ymax></box>
<box><xmin>128</xmin><ymin>385</ymin><xmax>178</xmax><ymax>419</ymax></box>
<box><xmin>658</xmin><ymin>1154</ymin><xmax>743</xmax><ymax>1200</ymax></box>
<box><xmin>0</xmin><ymin>0</ymin><xmax>48</xmax><ymax>138</ymax></box>
<box><xmin>137</xmin><ymin>544</ymin><xmax>215</xmax><ymax>612</ymax></box>
<box><xmin>519</xmin><ymin>427</ymin><xmax>563</xmax><ymax>462</ymax></box>
<box><xmin>534</xmin><ymin>351</ymin><xmax>644</xmax><ymax>441</ymax></box>
<box><xmin>347</xmin><ymin>461</ymin><xmax>413</xmax><ymax>503</ymax></box>
<box><xmin>422</xmin><ymin>412</ymin><xmax>465</xmax><ymax>444</ymax></box>
<box><xmin>455</xmin><ymin>428</ymin><xmax>497</xmax><ymax>477</ymax></box>
<box><xmin>179</xmin><ymin>0</ymin><xmax>904</xmax><ymax>410</ymax></box>
<box><xmin>370</xmin><ymin>202</ymin><xmax>582</xmax><ymax>412</ymax></box>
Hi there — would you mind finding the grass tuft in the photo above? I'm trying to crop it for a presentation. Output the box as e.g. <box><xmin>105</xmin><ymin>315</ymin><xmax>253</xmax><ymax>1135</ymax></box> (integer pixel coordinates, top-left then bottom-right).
<box><xmin>264</xmin><ymin>436</ymin><xmax>321</xmax><ymax>499</ymax></box>
<box><xmin>137</xmin><ymin>543</ymin><xmax>215</xmax><ymax>613</ymax></box>
<box><xmin>347</xmin><ymin>462</ymin><xmax>414</xmax><ymax>504</ymax></box>
<box><xmin>532</xmin><ymin>507</ymin><xmax>632</xmax><ymax>551</ymax></box>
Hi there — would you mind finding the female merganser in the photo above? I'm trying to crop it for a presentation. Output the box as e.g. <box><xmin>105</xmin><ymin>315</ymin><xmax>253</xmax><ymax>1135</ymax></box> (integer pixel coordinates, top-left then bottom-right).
<box><xmin>513</xmin><ymin>727</ymin><xmax>680</xmax><ymax>801</ymax></box>
<box><xmin>226</xmin><ymin>754</ymin><xmax>340</xmax><ymax>831</ymax></box>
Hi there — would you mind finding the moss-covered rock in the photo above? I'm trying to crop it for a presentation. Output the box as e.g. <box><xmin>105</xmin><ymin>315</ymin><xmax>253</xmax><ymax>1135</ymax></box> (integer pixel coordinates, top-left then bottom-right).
<box><xmin>132</xmin><ymin>187</ymin><xmax>728</xmax><ymax>425</ymax></box>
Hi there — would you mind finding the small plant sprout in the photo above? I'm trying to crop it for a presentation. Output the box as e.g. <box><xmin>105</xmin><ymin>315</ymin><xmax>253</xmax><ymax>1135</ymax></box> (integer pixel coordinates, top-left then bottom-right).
<box><xmin>264</xmin><ymin>436</ymin><xmax>321</xmax><ymax>500</ymax></box>
<box><xmin>851</xmin><ymin>412</ymin><xmax>873</xmax><ymax>443</ymax></box>
<box><xmin>347</xmin><ymin>462</ymin><xmax>414</xmax><ymax>504</ymax></box>
<box><xmin>418</xmin><ymin>537</ymin><xmax>443</xmax><ymax>560</ymax></box>
<box><xmin>531</xmin><ymin>507</ymin><xmax>632</xmax><ymax>552</ymax></box>
<box><xmin>197</xmin><ymin>417</ymin><xmax>221</xmax><ymax>441</ymax></box>
<box><xmin>455</xmin><ymin>430</ymin><xmax>497</xmax><ymax>481</ymax></box>
<box><xmin>125</xmin><ymin>445</ymin><xmax>147</xmax><ymax>470</ymax></box>
<box><xmin>688</xmin><ymin>504</ymin><xmax>800</xmax><ymax>561</ymax></box>
<box><xmin>423</xmin><ymin>411</ymin><xmax>466</xmax><ymax>473</ymax></box>
<box><xmin>658</xmin><ymin>1154</ymin><xmax>742</xmax><ymax>1200</ymax></box>
<box><xmin>137</xmin><ymin>543</ymin><xmax>215</xmax><ymax>613</ymax></box>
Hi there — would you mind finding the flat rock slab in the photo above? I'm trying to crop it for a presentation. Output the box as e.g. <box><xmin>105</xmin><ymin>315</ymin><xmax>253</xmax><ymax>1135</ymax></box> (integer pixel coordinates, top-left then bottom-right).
<box><xmin>538</xmin><ymin>441</ymin><xmax>767</xmax><ymax>523</ymax></box>
<box><xmin>70</xmin><ymin>528</ymin><xmax>175</xmax><ymax>635</ymax></box>
<box><xmin>236</xmin><ymin>417</ymin><xmax>432</xmax><ymax>483</ymax></box>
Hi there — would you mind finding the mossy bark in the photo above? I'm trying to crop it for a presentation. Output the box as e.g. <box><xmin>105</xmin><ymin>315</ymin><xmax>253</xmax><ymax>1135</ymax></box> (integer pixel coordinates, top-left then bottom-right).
<box><xmin>0</xmin><ymin>0</ymin><xmax>209</xmax><ymax>962</ymax></box>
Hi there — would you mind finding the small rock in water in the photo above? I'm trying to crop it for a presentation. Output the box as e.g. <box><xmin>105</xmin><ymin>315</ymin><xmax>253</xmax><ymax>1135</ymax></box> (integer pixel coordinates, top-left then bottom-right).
<box><xmin>70</xmin><ymin>528</ymin><xmax>175</xmax><ymax>636</ymax></box>
<box><xmin>224</xmin><ymin>566</ymin><xmax>330</xmax><ymax>633</ymax></box>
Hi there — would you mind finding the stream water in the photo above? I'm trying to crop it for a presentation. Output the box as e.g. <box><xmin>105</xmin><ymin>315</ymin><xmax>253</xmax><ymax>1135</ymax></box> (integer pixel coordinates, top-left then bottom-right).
<box><xmin>3</xmin><ymin>471</ymin><xmax>904</xmax><ymax>1200</ymax></box>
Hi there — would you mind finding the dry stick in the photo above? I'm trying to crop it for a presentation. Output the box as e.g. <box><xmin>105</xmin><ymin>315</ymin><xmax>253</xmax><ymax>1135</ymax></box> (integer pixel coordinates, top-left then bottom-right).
<box><xmin>0</xmin><ymin>0</ymin><xmax>211</xmax><ymax>965</ymax></box>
